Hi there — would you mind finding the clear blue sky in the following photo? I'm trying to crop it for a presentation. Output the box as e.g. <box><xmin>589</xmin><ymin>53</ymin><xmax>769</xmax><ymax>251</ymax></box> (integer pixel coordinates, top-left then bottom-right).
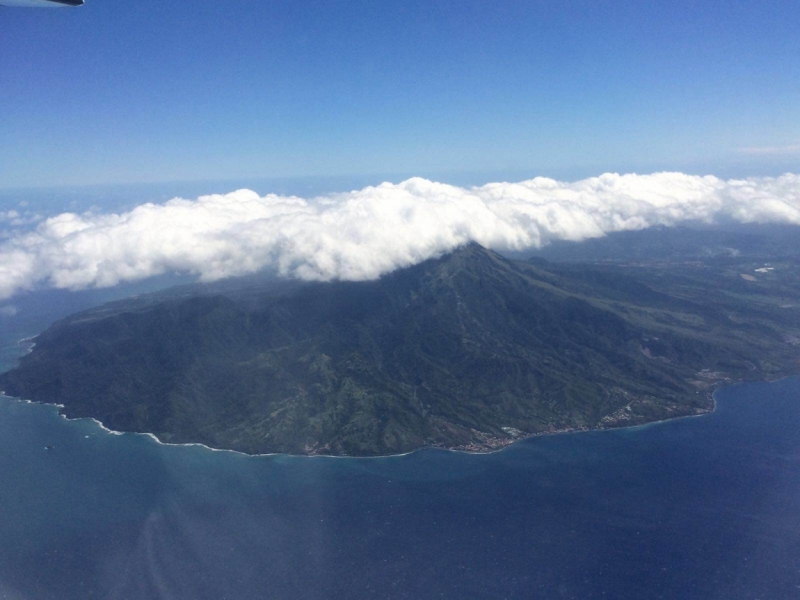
<box><xmin>1</xmin><ymin>0</ymin><xmax>799</xmax><ymax>189</ymax></box>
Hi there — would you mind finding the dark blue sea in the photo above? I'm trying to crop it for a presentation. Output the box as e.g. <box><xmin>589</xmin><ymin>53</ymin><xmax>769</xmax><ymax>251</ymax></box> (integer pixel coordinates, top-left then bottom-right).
<box><xmin>1</xmin><ymin>322</ymin><xmax>799</xmax><ymax>599</ymax></box>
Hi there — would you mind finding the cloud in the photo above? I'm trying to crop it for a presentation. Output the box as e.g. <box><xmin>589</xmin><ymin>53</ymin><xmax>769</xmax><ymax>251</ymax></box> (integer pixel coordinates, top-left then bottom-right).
<box><xmin>0</xmin><ymin>209</ymin><xmax>41</xmax><ymax>229</ymax></box>
<box><xmin>0</xmin><ymin>172</ymin><xmax>799</xmax><ymax>300</ymax></box>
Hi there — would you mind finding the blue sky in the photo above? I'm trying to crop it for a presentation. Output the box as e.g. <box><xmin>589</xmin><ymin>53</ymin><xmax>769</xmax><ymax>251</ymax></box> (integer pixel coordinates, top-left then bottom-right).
<box><xmin>1</xmin><ymin>0</ymin><xmax>799</xmax><ymax>189</ymax></box>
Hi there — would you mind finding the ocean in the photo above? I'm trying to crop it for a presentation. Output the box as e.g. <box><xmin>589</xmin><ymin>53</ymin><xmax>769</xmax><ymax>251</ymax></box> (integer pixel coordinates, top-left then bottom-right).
<box><xmin>1</xmin><ymin>319</ymin><xmax>799</xmax><ymax>599</ymax></box>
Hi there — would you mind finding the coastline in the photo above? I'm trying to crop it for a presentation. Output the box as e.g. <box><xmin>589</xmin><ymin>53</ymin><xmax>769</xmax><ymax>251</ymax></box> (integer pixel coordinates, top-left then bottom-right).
<box><xmin>0</xmin><ymin>383</ymin><xmax>733</xmax><ymax>461</ymax></box>
<box><xmin>2</xmin><ymin>334</ymin><xmax>792</xmax><ymax>460</ymax></box>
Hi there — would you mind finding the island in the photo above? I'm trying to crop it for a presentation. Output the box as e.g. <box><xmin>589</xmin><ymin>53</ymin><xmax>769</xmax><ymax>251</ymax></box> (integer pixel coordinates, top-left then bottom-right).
<box><xmin>2</xmin><ymin>243</ymin><xmax>799</xmax><ymax>456</ymax></box>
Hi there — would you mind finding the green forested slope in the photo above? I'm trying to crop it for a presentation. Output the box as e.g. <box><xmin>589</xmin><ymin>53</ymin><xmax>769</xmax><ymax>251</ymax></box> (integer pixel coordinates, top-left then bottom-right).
<box><xmin>2</xmin><ymin>244</ymin><xmax>798</xmax><ymax>455</ymax></box>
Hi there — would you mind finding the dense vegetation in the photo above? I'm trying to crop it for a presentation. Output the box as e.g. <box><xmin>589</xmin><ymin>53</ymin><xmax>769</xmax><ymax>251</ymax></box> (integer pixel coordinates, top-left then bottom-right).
<box><xmin>2</xmin><ymin>242</ymin><xmax>799</xmax><ymax>456</ymax></box>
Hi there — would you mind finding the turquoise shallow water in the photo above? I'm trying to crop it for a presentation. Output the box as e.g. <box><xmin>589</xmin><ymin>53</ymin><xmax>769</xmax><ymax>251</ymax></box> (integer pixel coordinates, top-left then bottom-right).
<box><xmin>1</xmin><ymin>328</ymin><xmax>799</xmax><ymax>598</ymax></box>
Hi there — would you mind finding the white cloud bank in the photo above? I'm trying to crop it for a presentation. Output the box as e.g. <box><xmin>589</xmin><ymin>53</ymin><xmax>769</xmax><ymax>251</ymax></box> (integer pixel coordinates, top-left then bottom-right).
<box><xmin>1</xmin><ymin>172</ymin><xmax>799</xmax><ymax>300</ymax></box>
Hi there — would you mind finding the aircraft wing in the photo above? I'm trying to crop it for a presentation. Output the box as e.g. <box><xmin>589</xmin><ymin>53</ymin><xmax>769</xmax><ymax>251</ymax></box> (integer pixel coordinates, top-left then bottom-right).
<box><xmin>0</xmin><ymin>0</ymin><xmax>84</xmax><ymax>6</ymax></box>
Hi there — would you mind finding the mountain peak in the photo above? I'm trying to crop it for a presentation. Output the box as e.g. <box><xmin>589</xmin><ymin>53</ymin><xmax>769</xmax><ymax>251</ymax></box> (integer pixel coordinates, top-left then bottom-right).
<box><xmin>430</xmin><ymin>242</ymin><xmax>511</xmax><ymax>276</ymax></box>
<box><xmin>451</xmin><ymin>240</ymin><xmax>489</xmax><ymax>255</ymax></box>
<box><xmin>435</xmin><ymin>241</ymin><xmax>499</xmax><ymax>264</ymax></box>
